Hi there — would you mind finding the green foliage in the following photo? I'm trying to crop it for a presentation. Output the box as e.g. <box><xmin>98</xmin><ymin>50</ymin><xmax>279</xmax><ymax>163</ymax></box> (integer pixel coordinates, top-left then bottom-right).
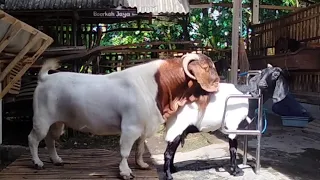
<box><xmin>101</xmin><ymin>19</ymin><xmax>184</xmax><ymax>48</ymax></box>
<box><xmin>100</xmin><ymin>0</ymin><xmax>304</xmax><ymax>49</ymax></box>
<box><xmin>260</xmin><ymin>0</ymin><xmax>298</xmax><ymax>22</ymax></box>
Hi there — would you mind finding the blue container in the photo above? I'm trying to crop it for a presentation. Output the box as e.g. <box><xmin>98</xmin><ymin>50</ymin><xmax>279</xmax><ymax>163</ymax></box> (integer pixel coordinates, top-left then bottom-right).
<box><xmin>281</xmin><ymin>116</ymin><xmax>310</xmax><ymax>127</ymax></box>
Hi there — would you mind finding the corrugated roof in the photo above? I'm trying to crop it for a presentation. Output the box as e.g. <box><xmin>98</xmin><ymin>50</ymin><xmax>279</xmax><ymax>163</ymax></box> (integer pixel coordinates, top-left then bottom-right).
<box><xmin>3</xmin><ymin>0</ymin><xmax>190</xmax><ymax>14</ymax></box>
<box><xmin>3</xmin><ymin>0</ymin><xmax>127</xmax><ymax>10</ymax></box>
<box><xmin>127</xmin><ymin>0</ymin><xmax>190</xmax><ymax>14</ymax></box>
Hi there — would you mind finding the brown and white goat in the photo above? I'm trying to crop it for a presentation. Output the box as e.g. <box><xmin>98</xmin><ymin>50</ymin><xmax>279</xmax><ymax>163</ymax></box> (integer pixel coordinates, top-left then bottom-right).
<box><xmin>28</xmin><ymin>53</ymin><xmax>220</xmax><ymax>179</ymax></box>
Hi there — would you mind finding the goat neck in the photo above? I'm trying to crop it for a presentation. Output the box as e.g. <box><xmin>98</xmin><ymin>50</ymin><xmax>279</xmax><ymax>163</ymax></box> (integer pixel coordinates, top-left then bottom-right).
<box><xmin>155</xmin><ymin>56</ymin><xmax>219</xmax><ymax>121</ymax></box>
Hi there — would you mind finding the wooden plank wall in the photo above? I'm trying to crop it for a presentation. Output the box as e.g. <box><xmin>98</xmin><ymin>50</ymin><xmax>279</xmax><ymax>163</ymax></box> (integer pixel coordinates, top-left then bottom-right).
<box><xmin>249</xmin><ymin>4</ymin><xmax>320</xmax><ymax>105</ymax></box>
<box><xmin>250</xmin><ymin>3</ymin><xmax>320</xmax><ymax>57</ymax></box>
<box><xmin>31</xmin><ymin>19</ymin><xmax>74</xmax><ymax>47</ymax></box>
<box><xmin>32</xmin><ymin>21</ymin><xmax>99</xmax><ymax>48</ymax></box>
<box><xmin>99</xmin><ymin>47</ymin><xmax>228</xmax><ymax>74</ymax></box>
<box><xmin>289</xmin><ymin>71</ymin><xmax>320</xmax><ymax>105</ymax></box>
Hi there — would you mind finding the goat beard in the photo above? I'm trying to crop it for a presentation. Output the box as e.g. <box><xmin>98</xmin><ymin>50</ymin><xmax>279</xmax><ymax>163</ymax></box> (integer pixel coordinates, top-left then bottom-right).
<box><xmin>162</xmin><ymin>94</ymin><xmax>210</xmax><ymax>121</ymax></box>
<box><xmin>161</xmin><ymin>80</ymin><xmax>211</xmax><ymax>121</ymax></box>
<box><xmin>162</xmin><ymin>97</ymin><xmax>188</xmax><ymax>120</ymax></box>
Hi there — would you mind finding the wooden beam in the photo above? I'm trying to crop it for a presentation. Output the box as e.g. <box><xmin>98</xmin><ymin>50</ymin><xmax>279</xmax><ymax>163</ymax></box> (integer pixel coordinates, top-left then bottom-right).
<box><xmin>190</xmin><ymin>3</ymin><xmax>300</xmax><ymax>11</ymax></box>
<box><xmin>0</xmin><ymin>10</ymin><xmax>16</xmax><ymax>24</ymax></box>
<box><xmin>0</xmin><ymin>33</ymin><xmax>41</xmax><ymax>81</ymax></box>
<box><xmin>260</xmin><ymin>4</ymin><xmax>299</xmax><ymax>10</ymax></box>
<box><xmin>105</xmin><ymin>28</ymin><xmax>153</xmax><ymax>33</ymax></box>
<box><xmin>0</xmin><ymin>59</ymin><xmax>30</xmax><ymax>99</ymax></box>
<box><xmin>0</xmin><ymin>21</ymin><xmax>22</xmax><ymax>53</ymax></box>
<box><xmin>0</xmin><ymin>10</ymin><xmax>49</xmax><ymax>39</ymax></box>
<box><xmin>0</xmin><ymin>38</ymin><xmax>53</xmax><ymax>99</ymax></box>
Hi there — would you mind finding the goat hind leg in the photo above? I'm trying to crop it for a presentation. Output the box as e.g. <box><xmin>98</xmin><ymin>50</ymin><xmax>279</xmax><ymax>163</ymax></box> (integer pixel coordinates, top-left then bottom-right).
<box><xmin>135</xmin><ymin>136</ymin><xmax>150</xmax><ymax>169</ymax></box>
<box><xmin>45</xmin><ymin>122</ymin><xmax>65</xmax><ymax>166</ymax></box>
<box><xmin>28</xmin><ymin>122</ymin><xmax>50</xmax><ymax>169</ymax></box>
<box><xmin>229</xmin><ymin>138</ymin><xmax>244</xmax><ymax>176</ymax></box>
<box><xmin>119</xmin><ymin>129</ymin><xmax>141</xmax><ymax>180</ymax></box>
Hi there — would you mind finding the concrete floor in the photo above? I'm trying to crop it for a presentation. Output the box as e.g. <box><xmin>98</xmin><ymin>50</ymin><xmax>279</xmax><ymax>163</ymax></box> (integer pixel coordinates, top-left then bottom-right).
<box><xmin>149</xmin><ymin>126</ymin><xmax>320</xmax><ymax>180</ymax></box>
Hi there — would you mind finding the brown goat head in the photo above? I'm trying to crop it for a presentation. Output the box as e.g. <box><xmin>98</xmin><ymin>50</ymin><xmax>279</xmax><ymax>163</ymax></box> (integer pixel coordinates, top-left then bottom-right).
<box><xmin>182</xmin><ymin>53</ymin><xmax>219</xmax><ymax>92</ymax></box>
<box><xmin>155</xmin><ymin>53</ymin><xmax>220</xmax><ymax>121</ymax></box>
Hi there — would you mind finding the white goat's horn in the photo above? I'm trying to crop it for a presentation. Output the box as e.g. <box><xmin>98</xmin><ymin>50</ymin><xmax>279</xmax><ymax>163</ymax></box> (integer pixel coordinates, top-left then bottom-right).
<box><xmin>182</xmin><ymin>53</ymin><xmax>200</xmax><ymax>80</ymax></box>
<box><xmin>267</xmin><ymin>63</ymin><xmax>273</xmax><ymax>68</ymax></box>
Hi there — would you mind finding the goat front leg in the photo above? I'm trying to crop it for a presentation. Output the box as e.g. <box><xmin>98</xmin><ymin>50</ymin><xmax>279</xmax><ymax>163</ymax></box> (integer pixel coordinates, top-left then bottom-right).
<box><xmin>229</xmin><ymin>138</ymin><xmax>244</xmax><ymax>176</ymax></box>
<box><xmin>164</xmin><ymin>135</ymin><xmax>181</xmax><ymax>180</ymax></box>
<box><xmin>135</xmin><ymin>136</ymin><xmax>150</xmax><ymax>169</ymax></box>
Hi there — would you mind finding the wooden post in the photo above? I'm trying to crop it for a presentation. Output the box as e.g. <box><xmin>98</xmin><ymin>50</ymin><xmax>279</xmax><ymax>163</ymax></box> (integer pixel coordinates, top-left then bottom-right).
<box><xmin>72</xmin><ymin>19</ymin><xmax>77</xmax><ymax>46</ymax></box>
<box><xmin>182</xmin><ymin>15</ymin><xmax>190</xmax><ymax>50</ymax></box>
<box><xmin>252</xmin><ymin>0</ymin><xmax>260</xmax><ymax>24</ymax></box>
<box><xmin>72</xmin><ymin>11</ymin><xmax>79</xmax><ymax>46</ymax></box>
<box><xmin>230</xmin><ymin>0</ymin><xmax>242</xmax><ymax>84</ymax></box>
<box><xmin>0</xmin><ymin>64</ymin><xmax>2</xmax><ymax>144</ymax></box>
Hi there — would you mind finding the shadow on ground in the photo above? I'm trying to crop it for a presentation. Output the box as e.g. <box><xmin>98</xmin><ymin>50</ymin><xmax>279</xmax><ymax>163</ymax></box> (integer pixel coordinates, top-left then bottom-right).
<box><xmin>154</xmin><ymin>148</ymin><xmax>320</xmax><ymax>180</ymax></box>
<box><xmin>150</xmin><ymin>125</ymin><xmax>320</xmax><ymax>180</ymax></box>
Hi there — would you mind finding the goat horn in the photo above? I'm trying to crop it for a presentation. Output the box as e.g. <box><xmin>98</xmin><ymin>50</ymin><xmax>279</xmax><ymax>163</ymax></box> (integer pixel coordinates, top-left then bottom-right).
<box><xmin>182</xmin><ymin>53</ymin><xmax>200</xmax><ymax>80</ymax></box>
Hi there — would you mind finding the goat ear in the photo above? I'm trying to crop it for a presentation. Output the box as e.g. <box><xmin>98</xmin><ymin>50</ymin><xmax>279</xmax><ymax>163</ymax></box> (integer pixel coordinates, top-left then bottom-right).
<box><xmin>248</xmin><ymin>74</ymin><xmax>260</xmax><ymax>97</ymax></box>
<box><xmin>272</xmin><ymin>75</ymin><xmax>289</xmax><ymax>103</ymax></box>
<box><xmin>188</xmin><ymin>57</ymin><xmax>220</xmax><ymax>93</ymax></box>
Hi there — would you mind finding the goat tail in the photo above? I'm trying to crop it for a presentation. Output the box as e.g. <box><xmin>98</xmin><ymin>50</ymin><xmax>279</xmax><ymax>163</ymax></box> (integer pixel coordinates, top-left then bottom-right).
<box><xmin>38</xmin><ymin>58</ymin><xmax>60</xmax><ymax>81</ymax></box>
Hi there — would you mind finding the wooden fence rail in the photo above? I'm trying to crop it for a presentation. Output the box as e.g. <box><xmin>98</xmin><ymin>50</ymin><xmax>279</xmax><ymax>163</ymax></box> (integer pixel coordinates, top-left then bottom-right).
<box><xmin>250</xmin><ymin>3</ymin><xmax>320</xmax><ymax>57</ymax></box>
<box><xmin>249</xmin><ymin>4</ymin><xmax>320</xmax><ymax>105</ymax></box>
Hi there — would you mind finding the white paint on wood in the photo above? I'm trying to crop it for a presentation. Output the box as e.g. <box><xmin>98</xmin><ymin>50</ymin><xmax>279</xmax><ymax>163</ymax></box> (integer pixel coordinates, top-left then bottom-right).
<box><xmin>252</xmin><ymin>0</ymin><xmax>260</xmax><ymax>24</ymax></box>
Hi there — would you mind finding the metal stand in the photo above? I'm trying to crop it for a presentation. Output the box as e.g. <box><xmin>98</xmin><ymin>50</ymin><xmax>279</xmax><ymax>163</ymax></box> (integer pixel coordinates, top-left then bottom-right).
<box><xmin>220</xmin><ymin>70</ymin><xmax>263</xmax><ymax>174</ymax></box>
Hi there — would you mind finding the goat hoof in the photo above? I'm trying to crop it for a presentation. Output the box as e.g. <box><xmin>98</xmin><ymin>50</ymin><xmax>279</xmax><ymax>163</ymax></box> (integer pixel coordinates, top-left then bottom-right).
<box><xmin>165</xmin><ymin>175</ymin><xmax>173</xmax><ymax>180</ymax></box>
<box><xmin>231</xmin><ymin>167</ymin><xmax>244</xmax><ymax>176</ymax></box>
<box><xmin>170</xmin><ymin>166</ymin><xmax>178</xmax><ymax>173</ymax></box>
<box><xmin>121</xmin><ymin>173</ymin><xmax>135</xmax><ymax>180</ymax></box>
<box><xmin>137</xmin><ymin>162</ymin><xmax>150</xmax><ymax>170</ymax></box>
<box><xmin>50</xmin><ymin>158</ymin><xmax>64</xmax><ymax>166</ymax></box>
<box><xmin>32</xmin><ymin>160</ymin><xmax>44</xmax><ymax>170</ymax></box>
<box><xmin>34</xmin><ymin>164</ymin><xmax>45</xmax><ymax>170</ymax></box>
<box><xmin>130</xmin><ymin>173</ymin><xmax>135</xmax><ymax>178</ymax></box>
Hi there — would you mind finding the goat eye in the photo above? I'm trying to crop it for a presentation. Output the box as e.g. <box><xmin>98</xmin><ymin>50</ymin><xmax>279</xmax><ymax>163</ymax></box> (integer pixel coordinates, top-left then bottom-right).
<box><xmin>272</xmin><ymin>71</ymin><xmax>280</xmax><ymax>78</ymax></box>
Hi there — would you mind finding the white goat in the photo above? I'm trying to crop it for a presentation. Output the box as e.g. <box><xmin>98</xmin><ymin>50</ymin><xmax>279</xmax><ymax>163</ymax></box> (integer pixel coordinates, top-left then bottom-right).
<box><xmin>28</xmin><ymin>53</ymin><xmax>220</xmax><ymax>179</ymax></box>
<box><xmin>165</xmin><ymin>83</ymin><xmax>248</xmax><ymax>142</ymax></box>
<box><xmin>163</xmin><ymin>66</ymin><xmax>289</xmax><ymax>180</ymax></box>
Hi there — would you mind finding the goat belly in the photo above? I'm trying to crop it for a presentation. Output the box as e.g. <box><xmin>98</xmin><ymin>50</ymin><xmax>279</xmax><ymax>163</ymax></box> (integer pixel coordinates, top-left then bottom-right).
<box><xmin>34</xmin><ymin>73</ymin><xmax>136</xmax><ymax>136</ymax></box>
<box><xmin>198</xmin><ymin>86</ymin><xmax>249</xmax><ymax>135</ymax></box>
<box><xmin>164</xmin><ymin>83</ymin><xmax>249</xmax><ymax>142</ymax></box>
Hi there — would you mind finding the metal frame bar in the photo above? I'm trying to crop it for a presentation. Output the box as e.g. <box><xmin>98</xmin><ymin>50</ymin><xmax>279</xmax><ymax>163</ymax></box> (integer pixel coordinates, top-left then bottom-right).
<box><xmin>243</xmin><ymin>71</ymin><xmax>258</xmax><ymax>165</ymax></box>
<box><xmin>220</xmin><ymin>70</ymin><xmax>263</xmax><ymax>174</ymax></box>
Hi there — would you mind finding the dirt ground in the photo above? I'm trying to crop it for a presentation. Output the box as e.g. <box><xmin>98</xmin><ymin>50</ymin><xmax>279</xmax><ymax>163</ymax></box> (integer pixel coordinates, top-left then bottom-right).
<box><xmin>149</xmin><ymin>127</ymin><xmax>320</xmax><ymax>180</ymax></box>
<box><xmin>55</xmin><ymin>124</ymin><xmax>320</xmax><ymax>180</ymax></box>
